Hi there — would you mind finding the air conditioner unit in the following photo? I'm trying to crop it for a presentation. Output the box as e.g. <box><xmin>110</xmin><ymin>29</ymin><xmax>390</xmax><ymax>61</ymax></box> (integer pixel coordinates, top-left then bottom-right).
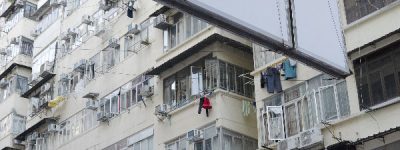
<box><xmin>0</xmin><ymin>48</ymin><xmax>7</xmax><ymax>55</ymax></box>
<box><xmin>154</xmin><ymin>104</ymin><xmax>168</xmax><ymax>116</ymax></box>
<box><xmin>277</xmin><ymin>135</ymin><xmax>300</xmax><ymax>150</ymax></box>
<box><xmin>85</xmin><ymin>100</ymin><xmax>98</xmax><ymax>110</ymax></box>
<box><xmin>140</xmin><ymin>35</ymin><xmax>150</xmax><ymax>45</ymax></box>
<box><xmin>0</xmin><ymin>79</ymin><xmax>8</xmax><ymax>88</ymax></box>
<box><xmin>82</xmin><ymin>15</ymin><xmax>94</xmax><ymax>24</ymax></box>
<box><xmin>73</xmin><ymin>59</ymin><xmax>87</xmax><ymax>72</ymax></box>
<box><xmin>40</xmin><ymin>83</ymin><xmax>51</xmax><ymax>94</ymax></box>
<box><xmin>59</xmin><ymin>73</ymin><xmax>70</xmax><ymax>82</ymax></box>
<box><xmin>59</xmin><ymin>32</ymin><xmax>69</xmax><ymax>41</ymax></box>
<box><xmin>10</xmin><ymin>37</ymin><xmax>20</xmax><ymax>45</ymax></box>
<box><xmin>50</xmin><ymin>0</ymin><xmax>66</xmax><ymax>7</ymax></box>
<box><xmin>67</xmin><ymin>28</ymin><xmax>78</xmax><ymax>36</ymax></box>
<box><xmin>30</xmin><ymin>132</ymin><xmax>39</xmax><ymax>141</ymax></box>
<box><xmin>153</xmin><ymin>14</ymin><xmax>172</xmax><ymax>30</ymax></box>
<box><xmin>186</xmin><ymin>129</ymin><xmax>203</xmax><ymax>142</ymax></box>
<box><xmin>96</xmin><ymin>112</ymin><xmax>111</xmax><ymax>122</ymax></box>
<box><xmin>39</xmin><ymin>61</ymin><xmax>53</xmax><ymax>77</ymax></box>
<box><xmin>99</xmin><ymin>0</ymin><xmax>113</xmax><ymax>11</ymax></box>
<box><xmin>15</xmin><ymin>0</ymin><xmax>25</xmax><ymax>7</ymax></box>
<box><xmin>108</xmin><ymin>38</ymin><xmax>119</xmax><ymax>48</ymax></box>
<box><xmin>139</xmin><ymin>85</ymin><xmax>153</xmax><ymax>97</ymax></box>
<box><xmin>47</xmin><ymin>123</ymin><xmax>60</xmax><ymax>132</ymax></box>
<box><xmin>128</xmin><ymin>23</ymin><xmax>140</xmax><ymax>35</ymax></box>
<box><xmin>299</xmin><ymin>128</ymin><xmax>323</xmax><ymax>148</ymax></box>
<box><xmin>30</xmin><ymin>29</ymin><xmax>40</xmax><ymax>37</ymax></box>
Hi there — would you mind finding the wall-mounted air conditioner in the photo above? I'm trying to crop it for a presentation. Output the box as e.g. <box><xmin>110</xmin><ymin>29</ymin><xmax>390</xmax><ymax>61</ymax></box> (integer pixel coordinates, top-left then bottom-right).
<box><xmin>82</xmin><ymin>15</ymin><xmax>94</xmax><ymax>24</ymax></box>
<box><xmin>97</xmin><ymin>112</ymin><xmax>111</xmax><ymax>122</ymax></box>
<box><xmin>73</xmin><ymin>59</ymin><xmax>87</xmax><ymax>72</ymax></box>
<box><xmin>47</xmin><ymin>123</ymin><xmax>60</xmax><ymax>132</ymax></box>
<box><xmin>67</xmin><ymin>28</ymin><xmax>78</xmax><ymax>36</ymax></box>
<box><xmin>10</xmin><ymin>37</ymin><xmax>20</xmax><ymax>45</ymax></box>
<box><xmin>40</xmin><ymin>83</ymin><xmax>51</xmax><ymax>94</ymax></box>
<box><xmin>39</xmin><ymin>61</ymin><xmax>53</xmax><ymax>77</ymax></box>
<box><xmin>85</xmin><ymin>100</ymin><xmax>98</xmax><ymax>110</ymax></box>
<box><xmin>99</xmin><ymin>0</ymin><xmax>113</xmax><ymax>11</ymax></box>
<box><xmin>15</xmin><ymin>0</ymin><xmax>25</xmax><ymax>7</ymax></box>
<box><xmin>0</xmin><ymin>48</ymin><xmax>7</xmax><ymax>55</ymax></box>
<box><xmin>50</xmin><ymin>0</ymin><xmax>66</xmax><ymax>7</ymax></box>
<box><xmin>59</xmin><ymin>32</ymin><xmax>70</xmax><ymax>41</ymax></box>
<box><xmin>0</xmin><ymin>79</ymin><xmax>8</xmax><ymax>88</ymax></box>
<box><xmin>154</xmin><ymin>104</ymin><xmax>168</xmax><ymax>116</ymax></box>
<box><xmin>277</xmin><ymin>135</ymin><xmax>300</xmax><ymax>150</ymax></box>
<box><xmin>139</xmin><ymin>85</ymin><xmax>153</xmax><ymax>97</ymax></box>
<box><xmin>108</xmin><ymin>38</ymin><xmax>119</xmax><ymax>48</ymax></box>
<box><xmin>153</xmin><ymin>14</ymin><xmax>172</xmax><ymax>30</ymax></box>
<box><xmin>186</xmin><ymin>129</ymin><xmax>203</xmax><ymax>142</ymax></box>
<box><xmin>299</xmin><ymin>128</ymin><xmax>323</xmax><ymax>148</ymax></box>
<box><xmin>30</xmin><ymin>29</ymin><xmax>40</xmax><ymax>37</ymax></box>
<box><xmin>128</xmin><ymin>23</ymin><xmax>140</xmax><ymax>35</ymax></box>
<box><xmin>30</xmin><ymin>132</ymin><xmax>39</xmax><ymax>141</ymax></box>
<box><xmin>59</xmin><ymin>73</ymin><xmax>70</xmax><ymax>82</ymax></box>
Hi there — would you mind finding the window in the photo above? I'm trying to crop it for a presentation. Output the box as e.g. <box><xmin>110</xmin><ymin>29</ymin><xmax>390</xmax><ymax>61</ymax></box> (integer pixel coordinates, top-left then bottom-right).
<box><xmin>163</xmin><ymin>13</ymin><xmax>208</xmax><ymax>51</ymax></box>
<box><xmin>344</xmin><ymin>0</ymin><xmax>398</xmax><ymax>24</ymax></box>
<box><xmin>23</xmin><ymin>2</ymin><xmax>37</xmax><ymax>17</ymax></box>
<box><xmin>124</xmin><ymin>19</ymin><xmax>151</xmax><ymax>58</ymax></box>
<box><xmin>164</xmin><ymin>58</ymin><xmax>254</xmax><ymax>110</ymax></box>
<box><xmin>354</xmin><ymin>45</ymin><xmax>400</xmax><ymax>109</ymax></box>
<box><xmin>262</xmin><ymin>74</ymin><xmax>350</xmax><ymax>141</ymax></box>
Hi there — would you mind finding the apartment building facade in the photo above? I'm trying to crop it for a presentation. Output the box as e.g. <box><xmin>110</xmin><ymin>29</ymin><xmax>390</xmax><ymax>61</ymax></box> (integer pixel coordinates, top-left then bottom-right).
<box><xmin>254</xmin><ymin>0</ymin><xmax>400</xmax><ymax>150</ymax></box>
<box><xmin>0</xmin><ymin>0</ymin><xmax>260</xmax><ymax>150</ymax></box>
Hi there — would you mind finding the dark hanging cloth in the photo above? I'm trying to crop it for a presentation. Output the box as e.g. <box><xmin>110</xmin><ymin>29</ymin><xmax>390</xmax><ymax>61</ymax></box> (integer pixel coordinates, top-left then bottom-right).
<box><xmin>127</xmin><ymin>8</ymin><xmax>134</xmax><ymax>18</ymax></box>
<box><xmin>260</xmin><ymin>72</ymin><xmax>265</xmax><ymax>88</ymax></box>
<box><xmin>198</xmin><ymin>97</ymin><xmax>204</xmax><ymax>114</ymax></box>
<box><xmin>198</xmin><ymin>97</ymin><xmax>212</xmax><ymax>117</ymax></box>
<box><xmin>265</xmin><ymin>67</ymin><xmax>282</xmax><ymax>93</ymax></box>
<box><xmin>127</xmin><ymin>1</ymin><xmax>135</xmax><ymax>18</ymax></box>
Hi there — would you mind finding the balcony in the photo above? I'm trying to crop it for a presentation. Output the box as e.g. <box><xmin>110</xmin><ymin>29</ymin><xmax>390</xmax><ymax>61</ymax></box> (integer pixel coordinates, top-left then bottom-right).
<box><xmin>0</xmin><ymin>113</ymin><xmax>26</xmax><ymax>141</ymax></box>
<box><xmin>161</xmin><ymin>13</ymin><xmax>209</xmax><ymax>52</ymax></box>
<box><xmin>33</xmin><ymin>7</ymin><xmax>62</xmax><ymax>36</ymax></box>
<box><xmin>0</xmin><ymin>36</ymin><xmax>33</xmax><ymax>71</ymax></box>
<box><xmin>1</xmin><ymin>2</ymin><xmax>37</xmax><ymax>34</ymax></box>
<box><xmin>260</xmin><ymin>74</ymin><xmax>351</xmax><ymax>149</ymax></box>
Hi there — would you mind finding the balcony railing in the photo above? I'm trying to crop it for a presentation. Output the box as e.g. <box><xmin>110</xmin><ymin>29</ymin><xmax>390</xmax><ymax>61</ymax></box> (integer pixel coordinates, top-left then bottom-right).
<box><xmin>34</xmin><ymin>8</ymin><xmax>61</xmax><ymax>34</ymax></box>
<box><xmin>0</xmin><ymin>113</ymin><xmax>26</xmax><ymax>140</ymax></box>
<box><xmin>2</xmin><ymin>9</ymin><xmax>24</xmax><ymax>33</ymax></box>
<box><xmin>0</xmin><ymin>42</ymin><xmax>33</xmax><ymax>68</ymax></box>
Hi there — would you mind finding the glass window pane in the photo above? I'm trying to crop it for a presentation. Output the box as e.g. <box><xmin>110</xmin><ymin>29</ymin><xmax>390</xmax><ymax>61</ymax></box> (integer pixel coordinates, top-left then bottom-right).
<box><xmin>320</xmin><ymin>87</ymin><xmax>338</xmax><ymax>121</ymax></box>
<box><xmin>219</xmin><ymin>61</ymin><xmax>227</xmax><ymax>90</ymax></box>
<box><xmin>285</xmin><ymin>104</ymin><xmax>298</xmax><ymax>137</ymax></box>
<box><xmin>233</xmin><ymin>138</ymin><xmax>242</xmax><ymax>150</ymax></box>
<box><xmin>337</xmin><ymin>82</ymin><xmax>350</xmax><ymax>117</ymax></box>
<box><xmin>369</xmin><ymin>72</ymin><xmax>384</xmax><ymax>105</ymax></box>
<box><xmin>227</xmin><ymin>64</ymin><xmax>235</xmax><ymax>92</ymax></box>
<box><xmin>205</xmin><ymin>138</ymin><xmax>212</xmax><ymax>150</ymax></box>
<box><xmin>223</xmin><ymin>135</ymin><xmax>232</xmax><ymax>150</ymax></box>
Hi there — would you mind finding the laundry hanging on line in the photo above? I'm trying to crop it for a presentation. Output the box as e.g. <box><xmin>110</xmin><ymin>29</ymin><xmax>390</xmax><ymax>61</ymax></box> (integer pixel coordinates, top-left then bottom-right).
<box><xmin>198</xmin><ymin>96</ymin><xmax>212</xmax><ymax>117</ymax></box>
<box><xmin>282</xmin><ymin>59</ymin><xmax>297</xmax><ymax>80</ymax></box>
<box><xmin>261</xmin><ymin>67</ymin><xmax>282</xmax><ymax>94</ymax></box>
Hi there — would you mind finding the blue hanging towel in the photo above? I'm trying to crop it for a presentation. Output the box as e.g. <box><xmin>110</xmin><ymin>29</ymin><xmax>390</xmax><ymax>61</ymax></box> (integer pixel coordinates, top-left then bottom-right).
<box><xmin>283</xmin><ymin>59</ymin><xmax>297</xmax><ymax>80</ymax></box>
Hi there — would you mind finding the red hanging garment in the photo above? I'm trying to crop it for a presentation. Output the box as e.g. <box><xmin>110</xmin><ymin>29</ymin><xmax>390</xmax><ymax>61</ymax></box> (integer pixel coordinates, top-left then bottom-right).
<box><xmin>202</xmin><ymin>97</ymin><xmax>212</xmax><ymax>109</ymax></box>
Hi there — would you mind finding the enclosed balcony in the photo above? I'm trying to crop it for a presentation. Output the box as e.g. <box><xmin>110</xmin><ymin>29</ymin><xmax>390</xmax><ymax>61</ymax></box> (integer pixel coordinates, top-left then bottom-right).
<box><xmin>0</xmin><ymin>113</ymin><xmax>26</xmax><ymax>149</ymax></box>
<box><xmin>0</xmin><ymin>36</ymin><xmax>33</xmax><ymax>71</ymax></box>
<box><xmin>1</xmin><ymin>1</ymin><xmax>37</xmax><ymax>34</ymax></box>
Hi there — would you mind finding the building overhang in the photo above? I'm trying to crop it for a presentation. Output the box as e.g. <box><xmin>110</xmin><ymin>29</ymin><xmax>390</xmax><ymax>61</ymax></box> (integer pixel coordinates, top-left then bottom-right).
<box><xmin>21</xmin><ymin>72</ymin><xmax>55</xmax><ymax>98</ymax></box>
<box><xmin>0</xmin><ymin>63</ymin><xmax>31</xmax><ymax>81</ymax></box>
<box><xmin>352</xmin><ymin>126</ymin><xmax>400</xmax><ymax>146</ymax></box>
<box><xmin>30</xmin><ymin>0</ymin><xmax>50</xmax><ymax>20</ymax></box>
<box><xmin>348</xmin><ymin>28</ymin><xmax>400</xmax><ymax>60</ymax></box>
<box><xmin>0</xmin><ymin>3</ymin><xmax>15</xmax><ymax>18</ymax></box>
<box><xmin>146</xmin><ymin>33</ymin><xmax>252</xmax><ymax>75</ymax></box>
<box><xmin>149</xmin><ymin>6</ymin><xmax>170</xmax><ymax>17</ymax></box>
<box><xmin>1</xmin><ymin>147</ymin><xmax>20</xmax><ymax>150</ymax></box>
<box><xmin>14</xmin><ymin>117</ymin><xmax>57</xmax><ymax>141</ymax></box>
